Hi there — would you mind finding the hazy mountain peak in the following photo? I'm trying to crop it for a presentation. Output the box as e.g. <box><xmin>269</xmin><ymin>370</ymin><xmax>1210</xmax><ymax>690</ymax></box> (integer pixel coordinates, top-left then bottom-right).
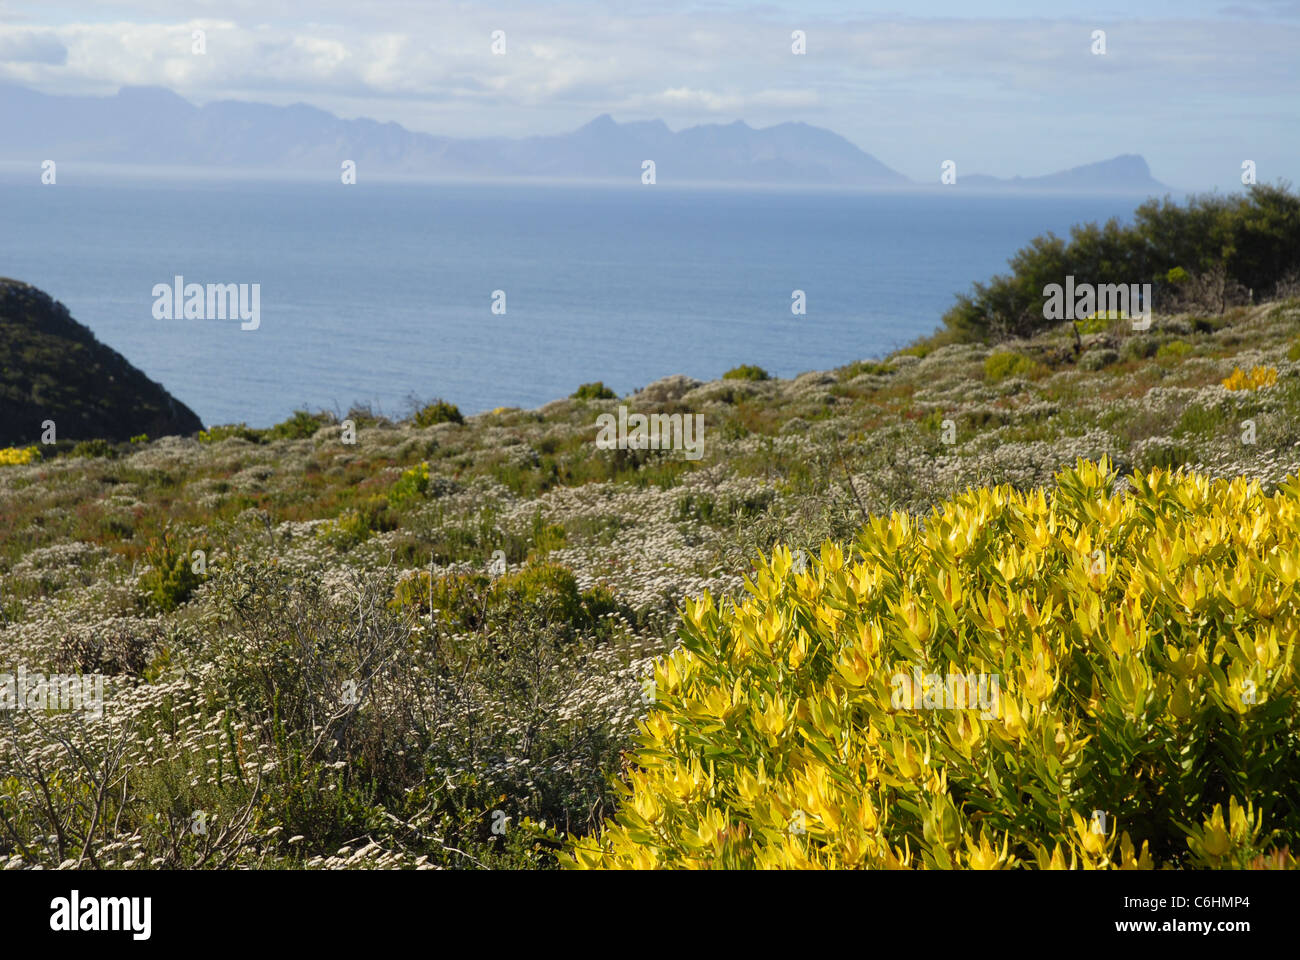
<box><xmin>0</xmin><ymin>81</ymin><xmax>1162</xmax><ymax>190</ymax></box>
<box><xmin>114</xmin><ymin>85</ymin><xmax>194</xmax><ymax>107</ymax></box>
<box><xmin>965</xmin><ymin>153</ymin><xmax>1167</xmax><ymax>192</ymax></box>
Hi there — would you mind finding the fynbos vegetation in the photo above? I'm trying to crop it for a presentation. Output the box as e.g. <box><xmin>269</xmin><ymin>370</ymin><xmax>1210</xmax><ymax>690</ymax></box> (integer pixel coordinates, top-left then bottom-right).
<box><xmin>3</xmin><ymin>268</ymin><xmax>1300</xmax><ymax>868</ymax></box>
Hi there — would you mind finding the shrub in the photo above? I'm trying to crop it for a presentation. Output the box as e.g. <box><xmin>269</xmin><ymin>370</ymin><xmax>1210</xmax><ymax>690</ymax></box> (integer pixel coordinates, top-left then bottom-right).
<box><xmin>70</xmin><ymin>438</ymin><xmax>117</xmax><ymax>460</ymax></box>
<box><xmin>723</xmin><ymin>365</ymin><xmax>770</xmax><ymax>382</ymax></box>
<box><xmin>566</xmin><ymin>459</ymin><xmax>1300</xmax><ymax>869</ymax></box>
<box><xmin>56</xmin><ymin>624</ymin><xmax>160</xmax><ymax>677</ymax></box>
<box><xmin>984</xmin><ymin>351</ymin><xmax>1042</xmax><ymax>382</ymax></box>
<box><xmin>1074</xmin><ymin>313</ymin><xmax>1116</xmax><ymax>335</ymax></box>
<box><xmin>490</xmin><ymin>562</ymin><xmax>585</xmax><ymax>626</ymax></box>
<box><xmin>393</xmin><ymin>570</ymin><xmax>491</xmax><ymax>632</ymax></box>
<box><xmin>414</xmin><ymin>399</ymin><xmax>464</xmax><ymax>427</ymax></box>
<box><xmin>0</xmin><ymin>445</ymin><xmax>39</xmax><ymax>466</ymax></box>
<box><xmin>1078</xmin><ymin>348</ymin><xmax>1118</xmax><ymax>372</ymax></box>
<box><xmin>199</xmin><ymin>423</ymin><xmax>264</xmax><ymax>445</ymax></box>
<box><xmin>388</xmin><ymin>462</ymin><xmax>431</xmax><ymax>508</ymax></box>
<box><xmin>1133</xmin><ymin>436</ymin><xmax>1194</xmax><ymax>473</ymax></box>
<box><xmin>317</xmin><ymin>496</ymin><xmax>396</xmax><ymax>549</ymax></box>
<box><xmin>1121</xmin><ymin>336</ymin><xmax>1159</xmax><ymax>362</ymax></box>
<box><xmin>139</xmin><ymin>536</ymin><xmax>205</xmax><ymax>612</ymax></box>
<box><xmin>529</xmin><ymin>517</ymin><xmax>568</xmax><ymax>557</ymax></box>
<box><xmin>343</xmin><ymin>404</ymin><xmax>389</xmax><ymax>429</ymax></box>
<box><xmin>572</xmin><ymin>382</ymin><xmax>617</xmax><ymax>401</ymax></box>
<box><xmin>392</xmin><ymin>560</ymin><xmax>620</xmax><ymax>641</ymax></box>
<box><xmin>1156</xmin><ymin>340</ymin><xmax>1193</xmax><ymax>361</ymax></box>
<box><xmin>266</xmin><ymin>410</ymin><xmax>330</xmax><ymax>442</ymax></box>
<box><xmin>1222</xmin><ymin>366</ymin><xmax>1278</xmax><ymax>391</ymax></box>
<box><xmin>942</xmin><ymin>184</ymin><xmax>1300</xmax><ymax>342</ymax></box>
<box><xmin>839</xmin><ymin>360</ymin><xmax>893</xmax><ymax>381</ymax></box>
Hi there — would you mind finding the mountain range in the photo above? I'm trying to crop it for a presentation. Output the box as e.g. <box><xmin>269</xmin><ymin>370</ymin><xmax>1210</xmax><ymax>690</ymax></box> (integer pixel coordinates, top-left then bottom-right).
<box><xmin>0</xmin><ymin>82</ymin><xmax>1168</xmax><ymax>191</ymax></box>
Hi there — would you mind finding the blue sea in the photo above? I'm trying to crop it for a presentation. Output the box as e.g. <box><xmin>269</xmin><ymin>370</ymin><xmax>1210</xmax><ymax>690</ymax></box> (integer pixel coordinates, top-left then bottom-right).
<box><xmin>0</xmin><ymin>173</ymin><xmax>1158</xmax><ymax>427</ymax></box>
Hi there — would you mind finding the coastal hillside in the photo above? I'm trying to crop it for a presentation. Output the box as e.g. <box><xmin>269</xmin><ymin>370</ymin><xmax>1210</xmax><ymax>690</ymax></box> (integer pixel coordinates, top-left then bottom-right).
<box><xmin>1</xmin><ymin>281</ymin><xmax>1298</xmax><ymax>868</ymax></box>
<box><xmin>0</xmin><ymin>278</ymin><xmax>202</xmax><ymax>445</ymax></box>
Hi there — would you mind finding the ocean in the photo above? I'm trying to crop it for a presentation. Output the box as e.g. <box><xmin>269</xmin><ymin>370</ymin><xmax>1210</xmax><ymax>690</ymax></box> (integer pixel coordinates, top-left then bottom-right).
<box><xmin>0</xmin><ymin>173</ymin><xmax>1157</xmax><ymax>427</ymax></box>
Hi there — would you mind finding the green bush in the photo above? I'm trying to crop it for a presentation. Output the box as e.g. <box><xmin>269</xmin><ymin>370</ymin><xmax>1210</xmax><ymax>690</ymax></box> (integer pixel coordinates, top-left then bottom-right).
<box><xmin>388</xmin><ymin>462</ymin><xmax>431</xmax><ymax>508</ymax></box>
<box><xmin>317</xmin><ymin>496</ymin><xmax>396</xmax><ymax>550</ymax></box>
<box><xmin>529</xmin><ymin>516</ymin><xmax>568</xmax><ymax>557</ymax></box>
<box><xmin>1122</xmin><ymin>336</ymin><xmax>1159</xmax><ymax>362</ymax></box>
<box><xmin>571</xmin><ymin>381</ymin><xmax>617</xmax><ymax>401</ymax></box>
<box><xmin>392</xmin><ymin>560</ymin><xmax>622</xmax><ymax>641</ymax></box>
<box><xmin>266</xmin><ymin>410</ymin><xmax>330</xmax><ymax>442</ymax></box>
<box><xmin>723</xmin><ymin>365</ymin><xmax>770</xmax><ymax>382</ymax></box>
<box><xmin>139</xmin><ymin>536</ymin><xmax>205</xmax><ymax>612</ymax></box>
<box><xmin>1157</xmin><ymin>340</ymin><xmax>1194</xmax><ymax>361</ymax></box>
<box><xmin>199</xmin><ymin>423</ymin><xmax>265</xmax><ymax>445</ymax></box>
<box><xmin>69</xmin><ymin>438</ymin><xmax>118</xmax><ymax>460</ymax></box>
<box><xmin>414</xmin><ymin>399</ymin><xmax>464</xmax><ymax>427</ymax></box>
<box><xmin>942</xmin><ymin>184</ymin><xmax>1300</xmax><ymax>342</ymax></box>
<box><xmin>839</xmin><ymin>360</ymin><xmax>893</xmax><ymax>381</ymax></box>
<box><xmin>984</xmin><ymin>351</ymin><xmax>1043</xmax><ymax>382</ymax></box>
<box><xmin>490</xmin><ymin>562</ymin><xmax>585</xmax><ymax>626</ymax></box>
<box><xmin>1074</xmin><ymin>314</ymin><xmax>1114</xmax><ymax>335</ymax></box>
<box><xmin>1078</xmin><ymin>348</ymin><xmax>1119</xmax><ymax>372</ymax></box>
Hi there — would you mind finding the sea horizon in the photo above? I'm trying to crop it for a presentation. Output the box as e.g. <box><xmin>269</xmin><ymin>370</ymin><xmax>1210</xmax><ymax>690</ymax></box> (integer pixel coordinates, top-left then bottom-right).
<box><xmin>2</xmin><ymin>172</ymin><xmax>1170</xmax><ymax>427</ymax></box>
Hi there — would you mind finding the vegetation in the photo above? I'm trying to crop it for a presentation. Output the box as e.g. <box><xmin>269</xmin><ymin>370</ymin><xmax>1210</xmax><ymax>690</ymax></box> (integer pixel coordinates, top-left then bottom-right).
<box><xmin>0</xmin><ymin>445</ymin><xmax>39</xmax><ymax>466</ymax></box>
<box><xmin>941</xmin><ymin>184</ymin><xmax>1300</xmax><ymax>343</ymax></box>
<box><xmin>3</xmin><ymin>209</ymin><xmax>1300</xmax><ymax>869</ymax></box>
<box><xmin>723</xmin><ymin>365</ymin><xmax>771</xmax><ymax>382</ymax></box>
<box><xmin>414</xmin><ymin>399</ymin><xmax>464</xmax><ymax>427</ymax></box>
<box><xmin>1223</xmin><ymin>366</ymin><xmax>1279</xmax><ymax>392</ymax></box>
<box><xmin>568</xmin><ymin>460</ymin><xmax>1300</xmax><ymax>868</ymax></box>
<box><xmin>572</xmin><ymin>381</ymin><xmax>617</xmax><ymax>400</ymax></box>
<box><xmin>0</xmin><ymin>278</ymin><xmax>202</xmax><ymax>444</ymax></box>
<box><xmin>983</xmin><ymin>351</ymin><xmax>1043</xmax><ymax>383</ymax></box>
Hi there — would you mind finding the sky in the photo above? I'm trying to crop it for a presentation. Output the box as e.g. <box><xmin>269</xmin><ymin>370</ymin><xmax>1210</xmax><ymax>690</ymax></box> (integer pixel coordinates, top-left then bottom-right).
<box><xmin>1</xmin><ymin>1</ymin><xmax>1297</xmax><ymax>189</ymax></box>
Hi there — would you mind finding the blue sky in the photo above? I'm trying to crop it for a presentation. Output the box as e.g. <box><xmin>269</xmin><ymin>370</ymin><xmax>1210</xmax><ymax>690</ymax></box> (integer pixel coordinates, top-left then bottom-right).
<box><xmin>1</xmin><ymin>1</ymin><xmax>1296</xmax><ymax>189</ymax></box>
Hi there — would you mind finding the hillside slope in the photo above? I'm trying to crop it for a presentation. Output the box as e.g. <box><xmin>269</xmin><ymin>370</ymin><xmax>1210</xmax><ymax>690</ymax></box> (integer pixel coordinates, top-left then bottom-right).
<box><xmin>0</xmin><ymin>278</ymin><xmax>202</xmax><ymax>444</ymax></box>
<box><xmin>0</xmin><ymin>294</ymin><xmax>1297</xmax><ymax>870</ymax></box>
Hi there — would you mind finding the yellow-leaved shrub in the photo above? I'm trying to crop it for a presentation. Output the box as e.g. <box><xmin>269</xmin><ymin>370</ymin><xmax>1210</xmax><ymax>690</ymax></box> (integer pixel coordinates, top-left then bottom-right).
<box><xmin>0</xmin><ymin>445</ymin><xmax>39</xmax><ymax>466</ymax></box>
<box><xmin>1222</xmin><ymin>366</ymin><xmax>1278</xmax><ymax>391</ymax></box>
<box><xmin>565</xmin><ymin>459</ymin><xmax>1300</xmax><ymax>869</ymax></box>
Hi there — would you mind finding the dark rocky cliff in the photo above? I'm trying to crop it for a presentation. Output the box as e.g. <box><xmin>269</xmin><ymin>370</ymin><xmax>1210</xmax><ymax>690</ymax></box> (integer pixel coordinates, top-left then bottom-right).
<box><xmin>0</xmin><ymin>278</ymin><xmax>202</xmax><ymax>444</ymax></box>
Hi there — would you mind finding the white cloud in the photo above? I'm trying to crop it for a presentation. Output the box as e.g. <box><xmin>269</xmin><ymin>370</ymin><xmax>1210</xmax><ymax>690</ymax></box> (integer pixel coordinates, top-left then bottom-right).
<box><xmin>0</xmin><ymin>28</ymin><xmax>66</xmax><ymax>64</ymax></box>
<box><xmin>0</xmin><ymin>2</ymin><xmax>1294</xmax><ymax>187</ymax></box>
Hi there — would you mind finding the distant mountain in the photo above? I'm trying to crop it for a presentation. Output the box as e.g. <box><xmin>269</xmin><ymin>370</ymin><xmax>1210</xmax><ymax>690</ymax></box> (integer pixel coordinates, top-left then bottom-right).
<box><xmin>0</xmin><ymin>279</ymin><xmax>202</xmax><ymax>444</ymax></box>
<box><xmin>0</xmin><ymin>83</ymin><xmax>908</xmax><ymax>186</ymax></box>
<box><xmin>962</xmin><ymin>154</ymin><xmax>1168</xmax><ymax>192</ymax></box>
<box><xmin>0</xmin><ymin>82</ymin><xmax>1169</xmax><ymax>190</ymax></box>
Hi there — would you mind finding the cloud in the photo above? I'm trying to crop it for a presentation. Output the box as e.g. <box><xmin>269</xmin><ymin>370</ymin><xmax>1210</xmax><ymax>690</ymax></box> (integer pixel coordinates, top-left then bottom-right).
<box><xmin>0</xmin><ymin>3</ymin><xmax>1294</xmax><ymax>187</ymax></box>
<box><xmin>0</xmin><ymin>29</ymin><xmax>67</xmax><ymax>65</ymax></box>
<box><xmin>636</xmin><ymin>86</ymin><xmax>819</xmax><ymax>113</ymax></box>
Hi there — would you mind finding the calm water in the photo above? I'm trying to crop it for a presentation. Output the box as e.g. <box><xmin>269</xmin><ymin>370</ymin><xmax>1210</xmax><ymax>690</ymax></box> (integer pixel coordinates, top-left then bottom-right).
<box><xmin>0</xmin><ymin>174</ymin><xmax>1154</xmax><ymax>427</ymax></box>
